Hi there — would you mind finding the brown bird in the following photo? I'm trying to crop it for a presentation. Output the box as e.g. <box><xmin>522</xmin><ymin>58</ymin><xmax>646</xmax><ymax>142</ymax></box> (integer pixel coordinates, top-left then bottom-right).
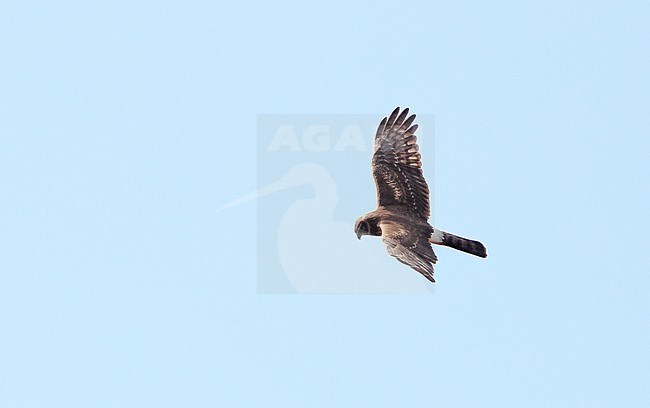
<box><xmin>354</xmin><ymin>107</ymin><xmax>487</xmax><ymax>283</ymax></box>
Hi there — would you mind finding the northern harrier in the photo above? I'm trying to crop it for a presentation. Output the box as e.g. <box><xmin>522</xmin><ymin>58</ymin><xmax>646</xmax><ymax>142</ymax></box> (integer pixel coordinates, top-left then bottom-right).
<box><xmin>354</xmin><ymin>107</ymin><xmax>487</xmax><ymax>283</ymax></box>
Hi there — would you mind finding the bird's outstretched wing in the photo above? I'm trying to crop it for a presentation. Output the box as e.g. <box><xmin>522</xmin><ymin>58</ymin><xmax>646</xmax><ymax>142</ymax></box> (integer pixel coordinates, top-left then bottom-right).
<box><xmin>372</xmin><ymin>107</ymin><xmax>430</xmax><ymax>220</ymax></box>
<box><xmin>380</xmin><ymin>221</ymin><xmax>437</xmax><ymax>283</ymax></box>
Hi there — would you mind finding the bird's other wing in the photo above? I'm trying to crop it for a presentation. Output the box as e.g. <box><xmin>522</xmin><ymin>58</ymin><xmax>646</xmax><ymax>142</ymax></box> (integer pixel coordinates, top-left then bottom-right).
<box><xmin>372</xmin><ymin>107</ymin><xmax>430</xmax><ymax>220</ymax></box>
<box><xmin>380</xmin><ymin>220</ymin><xmax>438</xmax><ymax>283</ymax></box>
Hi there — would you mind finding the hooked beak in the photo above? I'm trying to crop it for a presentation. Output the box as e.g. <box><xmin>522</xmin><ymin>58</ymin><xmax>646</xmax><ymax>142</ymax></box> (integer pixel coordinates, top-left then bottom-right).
<box><xmin>356</xmin><ymin>231</ymin><xmax>362</xmax><ymax>240</ymax></box>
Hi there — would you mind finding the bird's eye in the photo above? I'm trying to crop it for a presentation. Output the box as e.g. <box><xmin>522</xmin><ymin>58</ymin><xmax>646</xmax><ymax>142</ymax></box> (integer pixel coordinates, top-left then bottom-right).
<box><xmin>360</xmin><ymin>222</ymin><xmax>368</xmax><ymax>231</ymax></box>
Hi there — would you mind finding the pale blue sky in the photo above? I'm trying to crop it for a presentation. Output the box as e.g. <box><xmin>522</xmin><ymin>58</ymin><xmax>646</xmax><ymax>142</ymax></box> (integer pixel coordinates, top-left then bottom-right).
<box><xmin>2</xmin><ymin>1</ymin><xmax>649</xmax><ymax>407</ymax></box>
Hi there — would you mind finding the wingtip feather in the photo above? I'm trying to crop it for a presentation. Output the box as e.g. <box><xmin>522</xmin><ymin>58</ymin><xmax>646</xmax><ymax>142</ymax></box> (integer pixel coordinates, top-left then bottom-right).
<box><xmin>386</xmin><ymin>107</ymin><xmax>400</xmax><ymax>127</ymax></box>
<box><xmin>375</xmin><ymin>117</ymin><xmax>388</xmax><ymax>139</ymax></box>
<box><xmin>395</xmin><ymin>108</ymin><xmax>409</xmax><ymax>127</ymax></box>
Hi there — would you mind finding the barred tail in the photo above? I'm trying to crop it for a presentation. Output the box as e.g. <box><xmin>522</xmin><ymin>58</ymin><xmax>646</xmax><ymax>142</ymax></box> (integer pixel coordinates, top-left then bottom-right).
<box><xmin>430</xmin><ymin>230</ymin><xmax>488</xmax><ymax>258</ymax></box>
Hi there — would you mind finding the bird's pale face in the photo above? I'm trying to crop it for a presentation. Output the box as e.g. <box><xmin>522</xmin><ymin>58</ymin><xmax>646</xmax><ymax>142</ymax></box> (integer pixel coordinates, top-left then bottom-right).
<box><xmin>354</xmin><ymin>217</ymin><xmax>371</xmax><ymax>240</ymax></box>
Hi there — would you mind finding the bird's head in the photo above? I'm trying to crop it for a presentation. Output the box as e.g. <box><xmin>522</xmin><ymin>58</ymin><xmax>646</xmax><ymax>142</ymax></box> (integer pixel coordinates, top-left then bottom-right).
<box><xmin>354</xmin><ymin>216</ymin><xmax>371</xmax><ymax>240</ymax></box>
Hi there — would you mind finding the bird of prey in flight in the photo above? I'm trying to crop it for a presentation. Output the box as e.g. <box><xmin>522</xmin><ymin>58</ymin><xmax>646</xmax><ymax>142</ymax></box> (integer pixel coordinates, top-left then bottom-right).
<box><xmin>354</xmin><ymin>107</ymin><xmax>487</xmax><ymax>283</ymax></box>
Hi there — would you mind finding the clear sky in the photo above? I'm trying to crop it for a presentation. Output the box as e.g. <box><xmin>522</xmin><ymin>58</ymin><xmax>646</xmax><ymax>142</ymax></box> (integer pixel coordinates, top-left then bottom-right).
<box><xmin>2</xmin><ymin>1</ymin><xmax>649</xmax><ymax>407</ymax></box>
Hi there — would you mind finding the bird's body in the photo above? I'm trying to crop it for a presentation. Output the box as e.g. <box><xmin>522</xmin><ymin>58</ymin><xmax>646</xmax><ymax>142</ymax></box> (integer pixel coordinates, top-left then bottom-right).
<box><xmin>354</xmin><ymin>107</ymin><xmax>487</xmax><ymax>283</ymax></box>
